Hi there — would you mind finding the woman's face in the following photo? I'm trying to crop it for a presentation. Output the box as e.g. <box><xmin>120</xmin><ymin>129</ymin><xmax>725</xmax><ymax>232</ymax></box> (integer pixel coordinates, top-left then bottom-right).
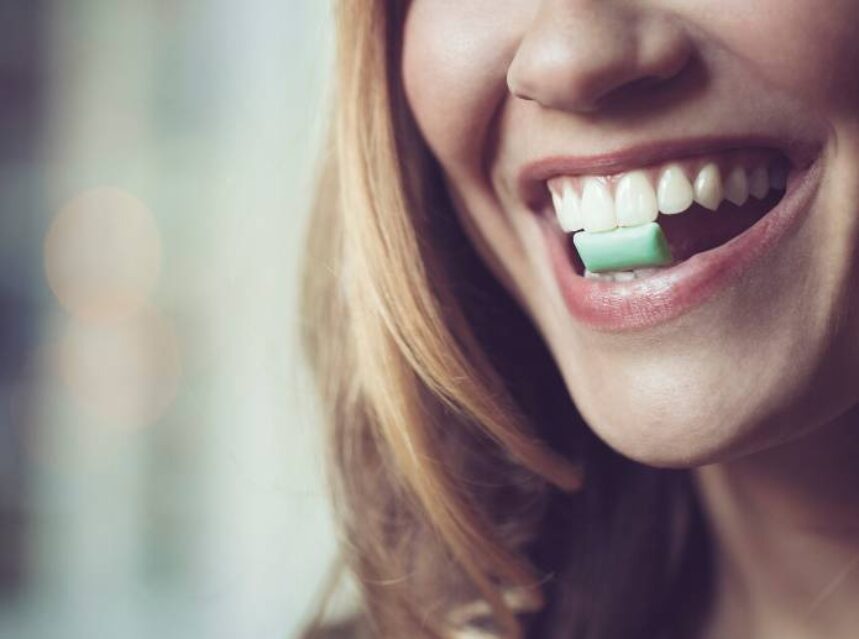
<box><xmin>402</xmin><ymin>0</ymin><xmax>859</xmax><ymax>466</ymax></box>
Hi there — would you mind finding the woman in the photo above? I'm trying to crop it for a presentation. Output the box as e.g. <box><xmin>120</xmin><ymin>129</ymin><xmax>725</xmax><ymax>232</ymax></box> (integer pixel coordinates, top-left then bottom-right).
<box><xmin>301</xmin><ymin>1</ymin><xmax>859</xmax><ymax>637</ymax></box>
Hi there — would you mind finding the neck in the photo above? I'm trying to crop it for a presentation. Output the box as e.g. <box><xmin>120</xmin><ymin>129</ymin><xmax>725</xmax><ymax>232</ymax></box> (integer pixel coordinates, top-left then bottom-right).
<box><xmin>694</xmin><ymin>405</ymin><xmax>859</xmax><ymax>639</ymax></box>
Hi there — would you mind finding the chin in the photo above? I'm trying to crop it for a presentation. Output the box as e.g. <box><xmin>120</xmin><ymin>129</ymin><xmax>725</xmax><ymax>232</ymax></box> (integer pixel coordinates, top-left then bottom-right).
<box><xmin>561</xmin><ymin>363</ymin><xmax>788</xmax><ymax>469</ymax></box>
<box><xmin>583</xmin><ymin>408</ymin><xmax>760</xmax><ymax>469</ymax></box>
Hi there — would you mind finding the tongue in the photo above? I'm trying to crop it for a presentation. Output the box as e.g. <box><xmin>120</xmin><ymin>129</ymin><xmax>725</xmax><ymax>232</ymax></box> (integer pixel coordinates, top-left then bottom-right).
<box><xmin>659</xmin><ymin>191</ymin><xmax>783</xmax><ymax>262</ymax></box>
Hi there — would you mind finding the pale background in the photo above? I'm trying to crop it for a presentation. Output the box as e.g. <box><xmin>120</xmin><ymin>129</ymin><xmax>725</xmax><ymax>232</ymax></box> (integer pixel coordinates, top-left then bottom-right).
<box><xmin>0</xmin><ymin>2</ymin><xmax>340</xmax><ymax>637</ymax></box>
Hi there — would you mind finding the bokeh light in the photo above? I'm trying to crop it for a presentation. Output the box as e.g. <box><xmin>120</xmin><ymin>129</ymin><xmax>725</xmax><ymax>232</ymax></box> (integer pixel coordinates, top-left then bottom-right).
<box><xmin>44</xmin><ymin>187</ymin><xmax>161</xmax><ymax>322</ymax></box>
<box><xmin>2</xmin><ymin>4</ymin><xmax>336</xmax><ymax>636</ymax></box>
<box><xmin>55</xmin><ymin>307</ymin><xmax>182</xmax><ymax>427</ymax></box>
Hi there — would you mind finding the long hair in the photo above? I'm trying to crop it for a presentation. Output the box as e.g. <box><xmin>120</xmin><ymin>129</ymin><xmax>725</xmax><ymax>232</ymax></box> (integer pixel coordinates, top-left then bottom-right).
<box><xmin>300</xmin><ymin>2</ymin><xmax>714</xmax><ymax>637</ymax></box>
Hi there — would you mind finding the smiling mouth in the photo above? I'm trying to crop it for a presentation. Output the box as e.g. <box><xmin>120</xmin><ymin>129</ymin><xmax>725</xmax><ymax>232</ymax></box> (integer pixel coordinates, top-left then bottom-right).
<box><xmin>518</xmin><ymin>139</ymin><xmax>822</xmax><ymax>330</ymax></box>
<box><xmin>542</xmin><ymin>148</ymin><xmax>791</xmax><ymax>280</ymax></box>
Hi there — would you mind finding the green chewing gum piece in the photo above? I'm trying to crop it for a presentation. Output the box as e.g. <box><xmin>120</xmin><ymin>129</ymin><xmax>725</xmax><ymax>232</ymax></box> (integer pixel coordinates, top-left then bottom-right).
<box><xmin>572</xmin><ymin>223</ymin><xmax>673</xmax><ymax>273</ymax></box>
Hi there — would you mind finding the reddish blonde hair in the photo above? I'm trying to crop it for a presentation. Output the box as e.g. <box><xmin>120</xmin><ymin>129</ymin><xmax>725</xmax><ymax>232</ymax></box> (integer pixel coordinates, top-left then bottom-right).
<box><xmin>301</xmin><ymin>2</ymin><xmax>711</xmax><ymax>637</ymax></box>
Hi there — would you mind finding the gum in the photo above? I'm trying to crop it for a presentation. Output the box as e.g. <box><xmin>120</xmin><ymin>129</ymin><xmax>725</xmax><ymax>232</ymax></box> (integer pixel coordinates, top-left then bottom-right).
<box><xmin>573</xmin><ymin>222</ymin><xmax>674</xmax><ymax>273</ymax></box>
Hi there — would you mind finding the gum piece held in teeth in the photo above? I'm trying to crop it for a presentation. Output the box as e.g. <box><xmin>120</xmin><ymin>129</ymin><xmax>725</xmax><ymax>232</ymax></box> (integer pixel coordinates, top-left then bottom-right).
<box><xmin>573</xmin><ymin>222</ymin><xmax>674</xmax><ymax>274</ymax></box>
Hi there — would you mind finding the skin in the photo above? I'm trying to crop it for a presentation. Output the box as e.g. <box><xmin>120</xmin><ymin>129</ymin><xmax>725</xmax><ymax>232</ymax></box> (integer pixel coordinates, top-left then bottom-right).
<box><xmin>401</xmin><ymin>1</ymin><xmax>859</xmax><ymax>637</ymax></box>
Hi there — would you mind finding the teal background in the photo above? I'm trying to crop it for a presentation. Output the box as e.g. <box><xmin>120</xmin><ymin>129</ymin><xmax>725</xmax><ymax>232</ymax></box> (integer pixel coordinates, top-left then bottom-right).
<box><xmin>0</xmin><ymin>2</ymin><xmax>344</xmax><ymax>637</ymax></box>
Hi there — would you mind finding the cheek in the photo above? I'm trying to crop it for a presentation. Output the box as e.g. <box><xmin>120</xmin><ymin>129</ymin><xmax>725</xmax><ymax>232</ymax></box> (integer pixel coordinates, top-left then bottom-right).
<box><xmin>690</xmin><ymin>0</ymin><xmax>859</xmax><ymax>114</ymax></box>
<box><xmin>401</xmin><ymin>1</ymin><xmax>530</xmax><ymax>170</ymax></box>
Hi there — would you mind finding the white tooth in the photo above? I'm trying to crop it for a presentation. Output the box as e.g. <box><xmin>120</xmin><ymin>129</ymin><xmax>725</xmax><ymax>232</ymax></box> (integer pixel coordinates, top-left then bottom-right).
<box><xmin>549</xmin><ymin>179</ymin><xmax>565</xmax><ymax>210</ymax></box>
<box><xmin>615</xmin><ymin>170</ymin><xmax>658</xmax><ymax>227</ymax></box>
<box><xmin>749</xmin><ymin>166</ymin><xmax>769</xmax><ymax>199</ymax></box>
<box><xmin>612</xmin><ymin>271</ymin><xmax>635</xmax><ymax>282</ymax></box>
<box><xmin>770</xmin><ymin>163</ymin><xmax>788</xmax><ymax>190</ymax></box>
<box><xmin>581</xmin><ymin>177</ymin><xmax>617</xmax><ymax>232</ymax></box>
<box><xmin>657</xmin><ymin>165</ymin><xmax>694</xmax><ymax>214</ymax></box>
<box><xmin>724</xmin><ymin>166</ymin><xmax>749</xmax><ymax>206</ymax></box>
<box><xmin>632</xmin><ymin>267</ymin><xmax>665</xmax><ymax>279</ymax></box>
<box><xmin>549</xmin><ymin>179</ymin><xmax>583</xmax><ymax>232</ymax></box>
<box><xmin>693</xmin><ymin>163</ymin><xmax>723</xmax><ymax>211</ymax></box>
<box><xmin>558</xmin><ymin>185</ymin><xmax>584</xmax><ymax>232</ymax></box>
<box><xmin>550</xmin><ymin>184</ymin><xmax>563</xmax><ymax>211</ymax></box>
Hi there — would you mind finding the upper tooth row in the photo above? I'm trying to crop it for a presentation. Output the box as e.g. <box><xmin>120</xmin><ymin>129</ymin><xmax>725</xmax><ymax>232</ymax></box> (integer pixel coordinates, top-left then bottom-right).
<box><xmin>549</xmin><ymin>163</ymin><xmax>788</xmax><ymax>234</ymax></box>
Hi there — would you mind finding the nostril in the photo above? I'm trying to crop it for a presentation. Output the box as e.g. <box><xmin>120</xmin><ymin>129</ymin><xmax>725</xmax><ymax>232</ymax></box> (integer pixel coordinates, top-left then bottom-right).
<box><xmin>507</xmin><ymin>70</ymin><xmax>537</xmax><ymax>102</ymax></box>
<box><xmin>617</xmin><ymin>75</ymin><xmax>668</xmax><ymax>94</ymax></box>
<box><xmin>596</xmin><ymin>74</ymin><xmax>677</xmax><ymax>106</ymax></box>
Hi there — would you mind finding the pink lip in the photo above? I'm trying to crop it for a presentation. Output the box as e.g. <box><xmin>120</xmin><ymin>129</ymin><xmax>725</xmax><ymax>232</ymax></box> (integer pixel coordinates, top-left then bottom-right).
<box><xmin>538</xmin><ymin>156</ymin><xmax>822</xmax><ymax>332</ymax></box>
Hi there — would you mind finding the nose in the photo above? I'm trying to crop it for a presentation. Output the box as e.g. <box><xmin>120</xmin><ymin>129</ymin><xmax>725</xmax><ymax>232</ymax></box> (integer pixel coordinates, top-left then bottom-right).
<box><xmin>507</xmin><ymin>1</ymin><xmax>694</xmax><ymax>113</ymax></box>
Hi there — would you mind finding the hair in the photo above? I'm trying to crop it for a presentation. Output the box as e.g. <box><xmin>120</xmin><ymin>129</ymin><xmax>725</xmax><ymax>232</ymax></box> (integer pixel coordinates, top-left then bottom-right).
<box><xmin>300</xmin><ymin>1</ymin><xmax>714</xmax><ymax>637</ymax></box>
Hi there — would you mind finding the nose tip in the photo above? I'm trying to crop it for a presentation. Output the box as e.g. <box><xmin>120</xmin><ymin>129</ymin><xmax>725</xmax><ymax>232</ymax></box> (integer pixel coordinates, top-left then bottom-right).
<box><xmin>507</xmin><ymin>6</ymin><xmax>694</xmax><ymax>113</ymax></box>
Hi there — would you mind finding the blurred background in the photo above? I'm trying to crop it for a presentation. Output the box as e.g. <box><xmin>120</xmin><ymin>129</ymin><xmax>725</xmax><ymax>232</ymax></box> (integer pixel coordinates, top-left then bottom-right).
<box><xmin>0</xmin><ymin>2</ymin><xmax>341</xmax><ymax>637</ymax></box>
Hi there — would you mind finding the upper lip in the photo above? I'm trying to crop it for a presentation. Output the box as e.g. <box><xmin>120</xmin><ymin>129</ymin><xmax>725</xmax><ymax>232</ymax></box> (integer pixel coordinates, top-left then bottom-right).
<box><xmin>518</xmin><ymin>134</ymin><xmax>820</xmax><ymax>209</ymax></box>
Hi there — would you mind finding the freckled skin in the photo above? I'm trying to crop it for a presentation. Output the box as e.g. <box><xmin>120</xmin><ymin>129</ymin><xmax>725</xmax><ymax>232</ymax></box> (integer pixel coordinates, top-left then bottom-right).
<box><xmin>402</xmin><ymin>1</ymin><xmax>859</xmax><ymax>466</ymax></box>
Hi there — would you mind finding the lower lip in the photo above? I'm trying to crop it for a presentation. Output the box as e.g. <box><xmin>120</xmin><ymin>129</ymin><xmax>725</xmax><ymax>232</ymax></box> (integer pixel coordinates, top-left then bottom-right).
<box><xmin>542</xmin><ymin>162</ymin><xmax>822</xmax><ymax>331</ymax></box>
